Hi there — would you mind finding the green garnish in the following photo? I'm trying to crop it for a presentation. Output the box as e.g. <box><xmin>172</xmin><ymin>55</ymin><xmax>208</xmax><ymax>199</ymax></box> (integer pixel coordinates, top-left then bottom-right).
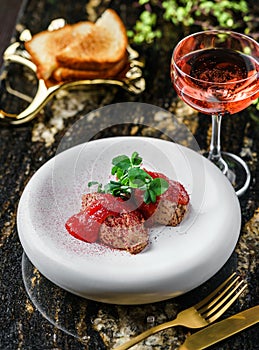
<box><xmin>88</xmin><ymin>151</ymin><xmax>169</xmax><ymax>204</ymax></box>
<box><xmin>127</xmin><ymin>0</ymin><xmax>250</xmax><ymax>45</ymax></box>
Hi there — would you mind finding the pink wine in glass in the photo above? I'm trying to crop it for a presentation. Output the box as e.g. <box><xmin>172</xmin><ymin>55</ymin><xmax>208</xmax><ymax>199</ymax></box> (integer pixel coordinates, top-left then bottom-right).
<box><xmin>173</xmin><ymin>48</ymin><xmax>259</xmax><ymax>115</ymax></box>
<box><xmin>171</xmin><ymin>30</ymin><xmax>259</xmax><ymax>196</ymax></box>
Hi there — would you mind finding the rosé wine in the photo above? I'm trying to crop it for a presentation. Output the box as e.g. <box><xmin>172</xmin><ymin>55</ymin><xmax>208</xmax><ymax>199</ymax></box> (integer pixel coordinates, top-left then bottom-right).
<box><xmin>172</xmin><ymin>48</ymin><xmax>259</xmax><ymax>115</ymax></box>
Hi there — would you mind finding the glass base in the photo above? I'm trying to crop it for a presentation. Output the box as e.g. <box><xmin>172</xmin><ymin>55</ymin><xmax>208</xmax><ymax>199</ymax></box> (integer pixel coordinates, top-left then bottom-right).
<box><xmin>21</xmin><ymin>252</ymin><xmax>90</xmax><ymax>343</ymax></box>
<box><xmin>204</xmin><ymin>151</ymin><xmax>251</xmax><ymax>197</ymax></box>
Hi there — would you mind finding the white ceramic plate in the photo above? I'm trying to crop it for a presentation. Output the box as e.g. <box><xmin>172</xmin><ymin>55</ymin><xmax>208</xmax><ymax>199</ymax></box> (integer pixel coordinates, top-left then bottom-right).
<box><xmin>17</xmin><ymin>136</ymin><xmax>241</xmax><ymax>304</ymax></box>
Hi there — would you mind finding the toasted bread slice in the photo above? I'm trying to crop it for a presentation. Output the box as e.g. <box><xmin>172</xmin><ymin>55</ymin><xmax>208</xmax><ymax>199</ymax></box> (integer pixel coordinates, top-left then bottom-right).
<box><xmin>25</xmin><ymin>21</ymin><xmax>94</xmax><ymax>80</ymax></box>
<box><xmin>52</xmin><ymin>53</ymin><xmax>128</xmax><ymax>82</ymax></box>
<box><xmin>56</xmin><ymin>9</ymin><xmax>128</xmax><ymax>71</ymax></box>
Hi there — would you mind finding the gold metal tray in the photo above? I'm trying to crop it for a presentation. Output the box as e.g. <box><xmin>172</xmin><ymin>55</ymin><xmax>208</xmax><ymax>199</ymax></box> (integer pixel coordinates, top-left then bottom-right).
<box><xmin>0</xmin><ymin>19</ymin><xmax>145</xmax><ymax>125</ymax></box>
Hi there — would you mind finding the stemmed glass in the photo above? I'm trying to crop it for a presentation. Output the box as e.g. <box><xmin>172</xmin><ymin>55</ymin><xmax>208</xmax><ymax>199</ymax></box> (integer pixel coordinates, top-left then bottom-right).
<box><xmin>171</xmin><ymin>30</ymin><xmax>259</xmax><ymax>196</ymax></box>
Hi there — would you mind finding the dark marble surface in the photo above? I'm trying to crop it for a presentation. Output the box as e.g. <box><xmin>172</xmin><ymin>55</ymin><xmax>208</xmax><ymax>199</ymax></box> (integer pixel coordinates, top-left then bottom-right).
<box><xmin>0</xmin><ymin>0</ymin><xmax>259</xmax><ymax>349</ymax></box>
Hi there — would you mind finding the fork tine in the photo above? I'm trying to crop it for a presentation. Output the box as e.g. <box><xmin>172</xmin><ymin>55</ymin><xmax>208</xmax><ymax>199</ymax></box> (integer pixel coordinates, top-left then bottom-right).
<box><xmin>205</xmin><ymin>282</ymin><xmax>247</xmax><ymax>323</ymax></box>
<box><xmin>113</xmin><ymin>273</ymin><xmax>246</xmax><ymax>350</ymax></box>
<box><xmin>198</xmin><ymin>275</ymin><xmax>242</xmax><ymax>314</ymax></box>
<box><xmin>194</xmin><ymin>272</ymin><xmax>238</xmax><ymax>309</ymax></box>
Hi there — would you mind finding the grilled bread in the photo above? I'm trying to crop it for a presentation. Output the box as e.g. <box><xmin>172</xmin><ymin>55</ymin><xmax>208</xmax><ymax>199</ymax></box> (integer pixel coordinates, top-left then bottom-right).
<box><xmin>52</xmin><ymin>53</ymin><xmax>128</xmax><ymax>82</ymax></box>
<box><xmin>25</xmin><ymin>21</ymin><xmax>93</xmax><ymax>80</ymax></box>
<box><xmin>25</xmin><ymin>9</ymin><xmax>128</xmax><ymax>83</ymax></box>
<box><xmin>56</xmin><ymin>9</ymin><xmax>128</xmax><ymax>71</ymax></box>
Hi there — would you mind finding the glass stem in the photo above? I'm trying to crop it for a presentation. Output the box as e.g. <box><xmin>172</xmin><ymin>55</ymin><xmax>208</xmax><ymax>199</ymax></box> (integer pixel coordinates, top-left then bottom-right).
<box><xmin>208</xmin><ymin>114</ymin><xmax>228</xmax><ymax>174</ymax></box>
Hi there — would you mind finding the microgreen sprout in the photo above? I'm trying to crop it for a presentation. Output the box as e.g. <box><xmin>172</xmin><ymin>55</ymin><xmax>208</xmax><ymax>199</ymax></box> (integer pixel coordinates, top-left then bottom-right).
<box><xmin>128</xmin><ymin>0</ymin><xmax>250</xmax><ymax>45</ymax></box>
<box><xmin>88</xmin><ymin>152</ymin><xmax>169</xmax><ymax>204</ymax></box>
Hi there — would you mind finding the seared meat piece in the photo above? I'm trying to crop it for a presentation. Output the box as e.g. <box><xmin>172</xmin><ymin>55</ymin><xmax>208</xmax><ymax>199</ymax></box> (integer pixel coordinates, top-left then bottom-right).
<box><xmin>99</xmin><ymin>210</ymin><xmax>148</xmax><ymax>254</ymax></box>
<box><xmin>134</xmin><ymin>171</ymin><xmax>189</xmax><ymax>226</ymax></box>
<box><xmin>81</xmin><ymin>192</ymin><xmax>148</xmax><ymax>254</ymax></box>
<box><xmin>153</xmin><ymin>200</ymin><xmax>188</xmax><ymax>226</ymax></box>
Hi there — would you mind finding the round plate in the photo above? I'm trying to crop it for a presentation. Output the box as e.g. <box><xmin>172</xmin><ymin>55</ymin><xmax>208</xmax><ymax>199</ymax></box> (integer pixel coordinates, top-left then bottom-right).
<box><xmin>17</xmin><ymin>136</ymin><xmax>241</xmax><ymax>304</ymax></box>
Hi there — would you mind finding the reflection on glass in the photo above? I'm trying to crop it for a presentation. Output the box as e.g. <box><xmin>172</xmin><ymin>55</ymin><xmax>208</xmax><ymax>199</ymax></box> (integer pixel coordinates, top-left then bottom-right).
<box><xmin>171</xmin><ymin>30</ymin><xmax>259</xmax><ymax>196</ymax></box>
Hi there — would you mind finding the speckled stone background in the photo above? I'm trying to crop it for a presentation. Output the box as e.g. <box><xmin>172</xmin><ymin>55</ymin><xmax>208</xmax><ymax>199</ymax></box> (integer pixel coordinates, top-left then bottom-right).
<box><xmin>0</xmin><ymin>0</ymin><xmax>258</xmax><ymax>349</ymax></box>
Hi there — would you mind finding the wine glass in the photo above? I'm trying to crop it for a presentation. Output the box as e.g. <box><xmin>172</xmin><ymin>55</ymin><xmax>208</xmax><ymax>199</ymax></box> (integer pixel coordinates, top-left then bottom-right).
<box><xmin>171</xmin><ymin>30</ymin><xmax>259</xmax><ymax>196</ymax></box>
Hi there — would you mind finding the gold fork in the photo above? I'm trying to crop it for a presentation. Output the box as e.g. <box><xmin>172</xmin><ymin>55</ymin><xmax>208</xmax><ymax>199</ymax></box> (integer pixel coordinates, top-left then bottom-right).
<box><xmin>114</xmin><ymin>273</ymin><xmax>247</xmax><ymax>350</ymax></box>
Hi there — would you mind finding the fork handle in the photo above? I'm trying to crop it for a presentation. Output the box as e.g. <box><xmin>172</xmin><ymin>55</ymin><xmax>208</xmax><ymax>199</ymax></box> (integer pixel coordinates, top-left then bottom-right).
<box><xmin>113</xmin><ymin>318</ymin><xmax>179</xmax><ymax>350</ymax></box>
